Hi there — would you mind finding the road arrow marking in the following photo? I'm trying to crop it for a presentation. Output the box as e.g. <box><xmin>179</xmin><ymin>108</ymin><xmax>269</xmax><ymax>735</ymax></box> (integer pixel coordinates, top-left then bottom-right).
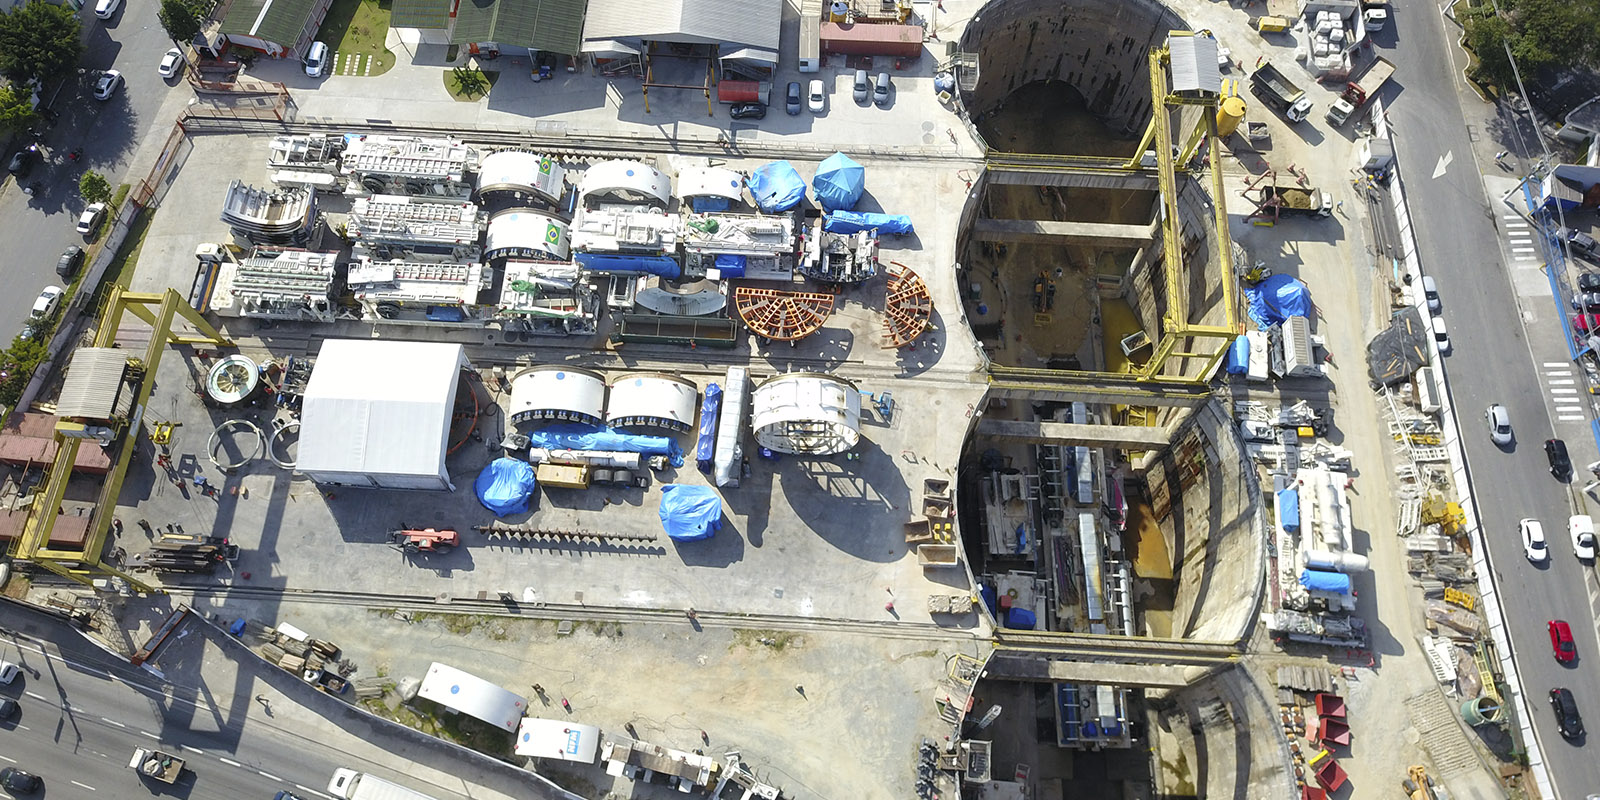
<box><xmin>1433</xmin><ymin>151</ymin><xmax>1453</xmax><ymax>178</ymax></box>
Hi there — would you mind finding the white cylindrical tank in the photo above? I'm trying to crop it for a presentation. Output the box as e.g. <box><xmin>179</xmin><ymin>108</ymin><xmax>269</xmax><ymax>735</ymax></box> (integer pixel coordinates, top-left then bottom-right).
<box><xmin>476</xmin><ymin>150</ymin><xmax>566</xmax><ymax>207</ymax></box>
<box><xmin>484</xmin><ymin>208</ymin><xmax>570</xmax><ymax>261</ymax></box>
<box><xmin>508</xmin><ymin>366</ymin><xmax>606</xmax><ymax>426</ymax></box>
<box><xmin>606</xmin><ymin>373</ymin><xmax>699</xmax><ymax>433</ymax></box>
<box><xmin>1303</xmin><ymin>549</ymin><xmax>1370</xmax><ymax>573</ymax></box>
<box><xmin>527</xmin><ymin>449</ymin><xmax>642</xmax><ymax>470</ymax></box>
<box><xmin>750</xmin><ymin>372</ymin><xmax>861</xmax><ymax>455</ymax></box>
<box><xmin>577</xmin><ymin>160</ymin><xmax>671</xmax><ymax>209</ymax></box>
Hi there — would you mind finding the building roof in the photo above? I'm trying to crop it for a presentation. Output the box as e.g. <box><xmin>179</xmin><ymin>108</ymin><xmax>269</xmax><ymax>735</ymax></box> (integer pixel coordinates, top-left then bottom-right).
<box><xmin>450</xmin><ymin>0</ymin><xmax>589</xmax><ymax>54</ymax></box>
<box><xmin>516</xmin><ymin>718</ymin><xmax>601</xmax><ymax>761</ymax></box>
<box><xmin>390</xmin><ymin>0</ymin><xmax>452</xmax><ymax>29</ymax></box>
<box><xmin>417</xmin><ymin>662</ymin><xmax>528</xmax><ymax>733</ymax></box>
<box><xmin>219</xmin><ymin>0</ymin><xmax>320</xmax><ymax>47</ymax></box>
<box><xmin>582</xmin><ymin>0</ymin><xmax>780</xmax><ymax>51</ymax></box>
<box><xmin>296</xmin><ymin>339</ymin><xmax>465</xmax><ymax>485</ymax></box>
<box><xmin>55</xmin><ymin>348</ymin><xmax>132</xmax><ymax>421</ymax></box>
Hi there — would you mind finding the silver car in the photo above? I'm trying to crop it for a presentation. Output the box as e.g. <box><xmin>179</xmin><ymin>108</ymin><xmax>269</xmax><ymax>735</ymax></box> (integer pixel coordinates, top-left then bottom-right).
<box><xmin>1485</xmin><ymin>404</ymin><xmax>1512</xmax><ymax>446</ymax></box>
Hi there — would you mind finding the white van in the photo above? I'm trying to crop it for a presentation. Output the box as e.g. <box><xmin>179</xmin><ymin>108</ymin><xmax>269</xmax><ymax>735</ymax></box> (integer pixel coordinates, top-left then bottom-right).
<box><xmin>304</xmin><ymin>41</ymin><xmax>329</xmax><ymax>77</ymax></box>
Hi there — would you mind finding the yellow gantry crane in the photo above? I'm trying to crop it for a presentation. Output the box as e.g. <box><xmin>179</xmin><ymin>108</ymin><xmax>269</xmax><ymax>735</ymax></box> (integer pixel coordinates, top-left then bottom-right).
<box><xmin>10</xmin><ymin>287</ymin><xmax>234</xmax><ymax>592</ymax></box>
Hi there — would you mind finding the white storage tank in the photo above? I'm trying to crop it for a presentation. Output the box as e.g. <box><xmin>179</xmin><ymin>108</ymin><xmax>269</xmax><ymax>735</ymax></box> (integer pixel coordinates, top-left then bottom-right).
<box><xmin>606</xmin><ymin>373</ymin><xmax>699</xmax><ymax>433</ymax></box>
<box><xmin>750</xmin><ymin>372</ymin><xmax>860</xmax><ymax>455</ymax></box>
<box><xmin>508</xmin><ymin>366</ymin><xmax>606</xmax><ymax>426</ymax></box>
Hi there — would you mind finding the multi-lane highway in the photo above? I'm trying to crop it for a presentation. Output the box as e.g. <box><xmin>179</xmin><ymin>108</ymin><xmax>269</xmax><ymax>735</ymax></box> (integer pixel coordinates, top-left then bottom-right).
<box><xmin>0</xmin><ymin>0</ymin><xmax>185</xmax><ymax>331</ymax></box>
<box><xmin>1386</xmin><ymin>5</ymin><xmax>1600</xmax><ymax>798</ymax></box>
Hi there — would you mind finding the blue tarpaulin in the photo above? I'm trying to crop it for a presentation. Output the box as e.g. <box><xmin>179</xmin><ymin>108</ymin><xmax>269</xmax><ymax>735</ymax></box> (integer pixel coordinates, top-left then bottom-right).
<box><xmin>1299</xmin><ymin>569</ymin><xmax>1352</xmax><ymax>594</ymax></box>
<box><xmin>747</xmin><ymin>161</ymin><xmax>806</xmax><ymax>213</ymax></box>
<box><xmin>659</xmin><ymin>484</ymin><xmax>723</xmax><ymax>541</ymax></box>
<box><xmin>823</xmin><ymin>211</ymin><xmax>914</xmax><ymax>235</ymax></box>
<box><xmin>1225</xmin><ymin>335</ymin><xmax>1250</xmax><ymax>375</ymax></box>
<box><xmin>690</xmin><ymin>195</ymin><xmax>731</xmax><ymax>213</ymax></box>
<box><xmin>714</xmin><ymin>254</ymin><xmax>747</xmax><ymax>278</ymax></box>
<box><xmin>1242</xmin><ymin>273</ymin><xmax>1311</xmax><ymax>327</ymax></box>
<box><xmin>1276</xmin><ymin>487</ymin><xmax>1300</xmax><ymax>532</ymax></box>
<box><xmin>524</xmin><ymin>423</ymin><xmax>685</xmax><ymax>467</ymax></box>
<box><xmin>1004</xmin><ymin>607</ymin><xmax>1037</xmax><ymax>629</ymax></box>
<box><xmin>474</xmin><ymin>457</ymin><xmax>537</xmax><ymax>516</ymax></box>
<box><xmin>574</xmin><ymin>252</ymin><xmax>682</xmax><ymax>280</ymax></box>
<box><xmin>695</xmin><ymin>383</ymin><xmax>723</xmax><ymax>473</ymax></box>
<box><xmin>812</xmin><ymin>152</ymin><xmax>865</xmax><ymax>211</ymax></box>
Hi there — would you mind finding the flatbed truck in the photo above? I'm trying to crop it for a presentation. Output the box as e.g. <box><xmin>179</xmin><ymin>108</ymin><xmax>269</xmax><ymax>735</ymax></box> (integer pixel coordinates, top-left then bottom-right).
<box><xmin>1324</xmin><ymin>56</ymin><xmax>1396</xmax><ymax>126</ymax></box>
<box><xmin>1250</xmin><ymin>62</ymin><xmax>1312</xmax><ymax>122</ymax></box>
<box><xmin>129</xmin><ymin>748</ymin><xmax>185</xmax><ymax>784</ymax></box>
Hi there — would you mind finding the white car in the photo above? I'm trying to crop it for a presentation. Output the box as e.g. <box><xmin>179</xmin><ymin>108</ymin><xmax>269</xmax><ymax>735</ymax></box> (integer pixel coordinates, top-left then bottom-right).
<box><xmin>303</xmin><ymin>41</ymin><xmax>329</xmax><ymax>78</ymax></box>
<box><xmin>0</xmin><ymin>660</ymin><xmax>17</xmax><ymax>684</ymax></box>
<box><xmin>1421</xmin><ymin>275</ymin><xmax>1440</xmax><ymax>315</ymax></box>
<box><xmin>1431</xmin><ymin>315</ymin><xmax>1450</xmax><ymax>353</ymax></box>
<box><xmin>807</xmin><ymin>79</ymin><xmax>824</xmax><ymax>113</ymax></box>
<box><xmin>30</xmin><ymin>286</ymin><xmax>64</xmax><ymax>319</ymax></box>
<box><xmin>1572</xmin><ymin>515</ymin><xmax>1596</xmax><ymax>560</ymax></box>
<box><xmin>1522</xmin><ymin>518</ymin><xmax>1549</xmax><ymax>563</ymax></box>
<box><xmin>92</xmin><ymin>70</ymin><xmax>123</xmax><ymax>101</ymax></box>
<box><xmin>158</xmin><ymin>48</ymin><xmax>183</xmax><ymax>79</ymax></box>
<box><xmin>93</xmin><ymin>0</ymin><xmax>119</xmax><ymax>19</ymax></box>
<box><xmin>1485</xmin><ymin>404</ymin><xmax>1512</xmax><ymax>446</ymax></box>
<box><xmin>76</xmin><ymin>202</ymin><xmax>107</xmax><ymax>235</ymax></box>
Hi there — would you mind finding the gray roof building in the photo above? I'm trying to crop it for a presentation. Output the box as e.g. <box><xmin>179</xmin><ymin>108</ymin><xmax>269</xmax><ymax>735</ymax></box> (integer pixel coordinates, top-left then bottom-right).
<box><xmin>389</xmin><ymin>0</ymin><xmax>588</xmax><ymax>53</ymax></box>
<box><xmin>581</xmin><ymin>0</ymin><xmax>780</xmax><ymax>59</ymax></box>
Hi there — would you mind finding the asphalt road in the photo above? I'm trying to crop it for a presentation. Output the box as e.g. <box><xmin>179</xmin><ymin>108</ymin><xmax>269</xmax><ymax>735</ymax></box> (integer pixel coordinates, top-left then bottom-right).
<box><xmin>0</xmin><ymin>603</ymin><xmax>467</xmax><ymax>800</ymax></box>
<box><xmin>0</xmin><ymin>0</ymin><xmax>185</xmax><ymax>334</ymax></box>
<box><xmin>1385</xmin><ymin>5</ymin><xmax>1600</xmax><ymax>798</ymax></box>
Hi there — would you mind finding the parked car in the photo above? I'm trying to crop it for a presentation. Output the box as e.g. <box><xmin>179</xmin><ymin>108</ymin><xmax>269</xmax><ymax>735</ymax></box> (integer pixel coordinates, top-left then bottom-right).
<box><xmin>1430</xmin><ymin>316</ymin><xmax>1449</xmax><ymax>353</ymax></box>
<box><xmin>0</xmin><ymin>767</ymin><xmax>38</xmax><ymax>795</ymax></box>
<box><xmin>1552</xmin><ymin>687</ymin><xmax>1586</xmax><ymax>739</ymax></box>
<box><xmin>92</xmin><ymin>70</ymin><xmax>123</xmax><ymax>101</ymax></box>
<box><xmin>274</xmin><ymin>792</ymin><xmax>307</xmax><ymax>800</ymax></box>
<box><xmin>1572</xmin><ymin>515</ymin><xmax>1596</xmax><ymax>560</ymax></box>
<box><xmin>1569</xmin><ymin>229</ymin><xmax>1598</xmax><ymax>256</ymax></box>
<box><xmin>1485</xmin><ymin>404</ymin><xmax>1511</xmax><ymax>446</ymax></box>
<box><xmin>55</xmin><ymin>246</ymin><xmax>83</xmax><ymax>278</ymax></box>
<box><xmin>852</xmin><ymin>69</ymin><xmax>869</xmax><ymax>103</ymax></box>
<box><xmin>729</xmin><ymin>102</ymin><xmax>766</xmax><ymax>120</ymax></box>
<box><xmin>0</xmin><ymin>698</ymin><xmax>16</xmax><ymax>720</ymax></box>
<box><xmin>1574</xmin><ymin>291</ymin><xmax>1600</xmax><ymax>312</ymax></box>
<box><xmin>303</xmin><ymin>41</ymin><xmax>329</xmax><ymax>78</ymax></box>
<box><xmin>1580</xmin><ymin>272</ymin><xmax>1600</xmax><ymax>293</ymax></box>
<box><xmin>76</xmin><ymin>202</ymin><xmax>107</xmax><ymax>235</ymax></box>
<box><xmin>873</xmin><ymin>71</ymin><xmax>891</xmax><ymax>106</ymax></box>
<box><xmin>1521</xmin><ymin>517</ymin><xmax>1548</xmax><ymax>563</ymax></box>
<box><xmin>1421</xmin><ymin>275</ymin><xmax>1440</xmax><ymax>315</ymax></box>
<box><xmin>158</xmin><ymin>48</ymin><xmax>184</xmax><ymax>79</ymax></box>
<box><xmin>93</xmin><ymin>0</ymin><xmax>119</xmax><ymax>18</ymax></box>
<box><xmin>807</xmin><ymin>79</ymin><xmax>824</xmax><ymax>113</ymax></box>
<box><xmin>6</xmin><ymin>145</ymin><xmax>36</xmax><ymax>177</ymax></box>
<box><xmin>785</xmin><ymin>81</ymin><xmax>802</xmax><ymax>115</ymax></box>
<box><xmin>1547</xmin><ymin>438</ymin><xmax>1573</xmax><ymax>482</ymax></box>
<box><xmin>0</xmin><ymin>661</ymin><xmax>17</xmax><ymax>684</ymax></box>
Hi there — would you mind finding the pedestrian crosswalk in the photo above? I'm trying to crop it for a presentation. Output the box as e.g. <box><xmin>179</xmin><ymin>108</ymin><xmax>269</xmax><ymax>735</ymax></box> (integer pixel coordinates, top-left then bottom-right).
<box><xmin>1544</xmin><ymin>361</ymin><xmax>1588</xmax><ymax>422</ymax></box>
<box><xmin>1504</xmin><ymin>213</ymin><xmax>1540</xmax><ymax>267</ymax></box>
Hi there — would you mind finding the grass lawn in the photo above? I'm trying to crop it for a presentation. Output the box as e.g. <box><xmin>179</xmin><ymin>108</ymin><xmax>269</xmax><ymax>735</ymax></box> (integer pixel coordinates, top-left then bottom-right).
<box><xmin>444</xmin><ymin>67</ymin><xmax>497</xmax><ymax>101</ymax></box>
<box><xmin>313</xmin><ymin>0</ymin><xmax>396</xmax><ymax>76</ymax></box>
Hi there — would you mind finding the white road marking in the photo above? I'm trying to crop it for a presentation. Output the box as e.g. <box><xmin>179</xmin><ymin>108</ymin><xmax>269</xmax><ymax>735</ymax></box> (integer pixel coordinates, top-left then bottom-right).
<box><xmin>0</xmin><ymin>754</ymin><xmax>14</xmax><ymax>763</ymax></box>
<box><xmin>139</xmin><ymin>730</ymin><xmax>159</xmax><ymax>739</ymax></box>
<box><xmin>181</xmin><ymin>745</ymin><xmax>205</xmax><ymax>754</ymax></box>
<box><xmin>1550</xmin><ymin>379</ymin><xmax>1576</xmax><ymax>385</ymax></box>
<box><xmin>1552</xmin><ymin>388</ymin><xmax>1579</xmax><ymax>394</ymax></box>
<box><xmin>258</xmin><ymin>770</ymin><xmax>282</xmax><ymax>781</ymax></box>
<box><xmin>219</xmin><ymin>757</ymin><xmax>241</xmax><ymax>767</ymax></box>
<box><xmin>13</xmin><ymin>724</ymin><xmax>26</xmax><ymax>731</ymax></box>
<box><xmin>71</xmin><ymin>781</ymin><xmax>96</xmax><ymax>791</ymax></box>
<box><xmin>24</xmin><ymin>691</ymin><xmax>46</xmax><ymax>701</ymax></box>
<box><xmin>100</xmin><ymin>717</ymin><xmax>126</xmax><ymax>728</ymax></box>
<box><xmin>1545</xmin><ymin>361</ymin><xmax>1569</xmax><ymax>368</ymax></box>
<box><xmin>1512</xmin><ymin>248</ymin><xmax>1537</xmax><ymax>253</ymax></box>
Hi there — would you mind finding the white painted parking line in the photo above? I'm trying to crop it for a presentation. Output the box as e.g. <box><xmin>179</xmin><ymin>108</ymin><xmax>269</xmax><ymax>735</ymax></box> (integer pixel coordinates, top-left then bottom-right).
<box><xmin>258</xmin><ymin>770</ymin><xmax>282</xmax><ymax>781</ymax></box>
<box><xmin>0</xmin><ymin>754</ymin><xmax>14</xmax><ymax>763</ymax></box>
<box><xmin>24</xmin><ymin>691</ymin><xmax>46</xmax><ymax>701</ymax></box>
<box><xmin>71</xmin><ymin>781</ymin><xmax>96</xmax><ymax>791</ymax></box>
<box><xmin>13</xmin><ymin>724</ymin><xmax>27</xmax><ymax>732</ymax></box>
<box><xmin>219</xmin><ymin>757</ymin><xmax>241</xmax><ymax>767</ymax></box>
<box><xmin>181</xmin><ymin>745</ymin><xmax>205</xmax><ymax>754</ymax></box>
<box><xmin>139</xmin><ymin>730</ymin><xmax>159</xmax><ymax>739</ymax></box>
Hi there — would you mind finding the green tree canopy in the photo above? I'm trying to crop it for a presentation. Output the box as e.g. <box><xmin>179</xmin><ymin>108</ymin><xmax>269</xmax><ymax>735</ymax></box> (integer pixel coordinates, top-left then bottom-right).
<box><xmin>0</xmin><ymin>0</ymin><xmax>84</xmax><ymax>87</ymax></box>
<box><xmin>1463</xmin><ymin>0</ymin><xmax>1600</xmax><ymax>90</ymax></box>
<box><xmin>158</xmin><ymin>0</ymin><xmax>201</xmax><ymax>48</ymax></box>
<box><xmin>0</xmin><ymin>83</ymin><xmax>33</xmax><ymax>134</ymax></box>
<box><xmin>79</xmin><ymin>170</ymin><xmax>111</xmax><ymax>205</ymax></box>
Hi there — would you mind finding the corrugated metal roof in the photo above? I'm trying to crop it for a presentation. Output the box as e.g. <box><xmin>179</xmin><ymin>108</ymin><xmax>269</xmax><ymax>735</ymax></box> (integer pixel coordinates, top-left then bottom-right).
<box><xmin>1168</xmin><ymin>34</ymin><xmax>1220</xmax><ymax>94</ymax></box>
<box><xmin>451</xmin><ymin>0</ymin><xmax>588</xmax><ymax>54</ymax></box>
<box><xmin>219</xmin><ymin>0</ymin><xmax>320</xmax><ymax>46</ymax></box>
<box><xmin>55</xmin><ymin>348</ymin><xmax>132</xmax><ymax>421</ymax></box>
<box><xmin>583</xmin><ymin>0</ymin><xmax>779</xmax><ymax>51</ymax></box>
<box><xmin>391</xmin><ymin>0</ymin><xmax>452</xmax><ymax>30</ymax></box>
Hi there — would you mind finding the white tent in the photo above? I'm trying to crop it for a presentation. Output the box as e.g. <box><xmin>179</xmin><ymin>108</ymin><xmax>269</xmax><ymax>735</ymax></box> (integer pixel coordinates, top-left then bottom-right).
<box><xmin>417</xmin><ymin>662</ymin><xmax>528</xmax><ymax>733</ymax></box>
<box><xmin>297</xmin><ymin>340</ymin><xmax>467</xmax><ymax>490</ymax></box>
<box><xmin>515</xmin><ymin>718</ymin><xmax>602</xmax><ymax>762</ymax></box>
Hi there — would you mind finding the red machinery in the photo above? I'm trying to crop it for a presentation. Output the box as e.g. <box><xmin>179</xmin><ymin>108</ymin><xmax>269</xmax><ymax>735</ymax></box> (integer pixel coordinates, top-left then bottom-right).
<box><xmin>390</xmin><ymin>527</ymin><xmax>460</xmax><ymax>554</ymax></box>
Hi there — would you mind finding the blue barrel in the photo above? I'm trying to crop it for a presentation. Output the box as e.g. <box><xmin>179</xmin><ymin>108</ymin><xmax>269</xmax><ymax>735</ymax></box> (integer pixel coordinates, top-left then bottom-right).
<box><xmin>976</xmin><ymin>303</ymin><xmax>988</xmax><ymax>315</ymax></box>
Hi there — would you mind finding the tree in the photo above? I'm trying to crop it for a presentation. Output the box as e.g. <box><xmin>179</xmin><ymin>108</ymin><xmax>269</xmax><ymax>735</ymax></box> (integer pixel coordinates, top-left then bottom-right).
<box><xmin>79</xmin><ymin>170</ymin><xmax>111</xmax><ymax>205</ymax></box>
<box><xmin>0</xmin><ymin>0</ymin><xmax>84</xmax><ymax>87</ymax></box>
<box><xmin>0</xmin><ymin>84</ymin><xmax>33</xmax><ymax>134</ymax></box>
<box><xmin>1462</xmin><ymin>8</ymin><xmax>1516</xmax><ymax>89</ymax></box>
<box><xmin>157</xmin><ymin>0</ymin><xmax>200</xmax><ymax>48</ymax></box>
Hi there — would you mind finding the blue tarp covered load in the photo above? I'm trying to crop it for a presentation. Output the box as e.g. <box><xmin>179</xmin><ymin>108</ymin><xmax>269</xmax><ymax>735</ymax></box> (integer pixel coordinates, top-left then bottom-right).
<box><xmin>714</xmin><ymin>254</ymin><xmax>746</xmax><ymax>278</ymax></box>
<box><xmin>1276</xmin><ymin>487</ymin><xmax>1300</xmax><ymax>532</ymax></box>
<box><xmin>474</xmin><ymin>457</ymin><xmax>537</xmax><ymax>516</ymax></box>
<box><xmin>1299</xmin><ymin>569</ymin><xmax>1351</xmax><ymax>594</ymax></box>
<box><xmin>574</xmin><ymin>252</ymin><xmax>682</xmax><ymax>280</ymax></box>
<box><xmin>1242</xmin><ymin>274</ymin><xmax>1311</xmax><ymax>327</ymax></box>
<box><xmin>823</xmin><ymin>211</ymin><xmax>914</xmax><ymax>236</ymax></box>
<box><xmin>811</xmin><ymin>152</ymin><xmax>865</xmax><ymax>211</ymax></box>
<box><xmin>659</xmin><ymin>484</ymin><xmax>723</xmax><ymax>541</ymax></box>
<box><xmin>1225</xmin><ymin>335</ymin><xmax>1250</xmax><ymax>375</ymax></box>
<box><xmin>1004</xmin><ymin>607</ymin><xmax>1037</xmax><ymax>629</ymax></box>
<box><xmin>695</xmin><ymin>383</ymin><xmax>723</xmax><ymax>473</ymax></box>
<box><xmin>524</xmin><ymin>423</ymin><xmax>685</xmax><ymax>467</ymax></box>
<box><xmin>747</xmin><ymin>161</ymin><xmax>806</xmax><ymax>213</ymax></box>
<box><xmin>691</xmin><ymin>195</ymin><xmax>731</xmax><ymax>213</ymax></box>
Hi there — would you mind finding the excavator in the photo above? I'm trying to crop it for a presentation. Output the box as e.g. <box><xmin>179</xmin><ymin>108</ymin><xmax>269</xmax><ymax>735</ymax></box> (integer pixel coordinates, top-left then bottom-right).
<box><xmin>390</xmin><ymin>526</ymin><xmax>460</xmax><ymax>554</ymax></box>
<box><xmin>1401</xmin><ymin>765</ymin><xmax>1438</xmax><ymax>800</ymax></box>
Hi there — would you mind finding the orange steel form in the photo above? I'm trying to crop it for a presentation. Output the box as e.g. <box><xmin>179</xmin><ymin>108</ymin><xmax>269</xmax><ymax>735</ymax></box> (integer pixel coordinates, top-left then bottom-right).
<box><xmin>883</xmin><ymin>262</ymin><xmax>933</xmax><ymax>348</ymax></box>
<box><xmin>733</xmin><ymin>286</ymin><xmax>835</xmax><ymax>342</ymax></box>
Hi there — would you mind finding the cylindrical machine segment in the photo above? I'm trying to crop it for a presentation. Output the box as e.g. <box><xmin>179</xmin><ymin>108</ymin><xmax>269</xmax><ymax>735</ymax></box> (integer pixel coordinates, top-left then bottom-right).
<box><xmin>750</xmin><ymin>372</ymin><xmax>861</xmax><ymax>455</ymax></box>
<box><xmin>508</xmin><ymin>366</ymin><xmax>606</xmax><ymax>426</ymax></box>
<box><xmin>606</xmin><ymin>372</ymin><xmax>699</xmax><ymax>433</ymax></box>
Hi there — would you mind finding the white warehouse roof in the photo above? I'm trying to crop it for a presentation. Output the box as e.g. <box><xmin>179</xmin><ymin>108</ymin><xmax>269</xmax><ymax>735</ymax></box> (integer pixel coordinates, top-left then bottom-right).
<box><xmin>297</xmin><ymin>339</ymin><xmax>467</xmax><ymax>490</ymax></box>
<box><xmin>417</xmin><ymin>662</ymin><xmax>528</xmax><ymax>733</ymax></box>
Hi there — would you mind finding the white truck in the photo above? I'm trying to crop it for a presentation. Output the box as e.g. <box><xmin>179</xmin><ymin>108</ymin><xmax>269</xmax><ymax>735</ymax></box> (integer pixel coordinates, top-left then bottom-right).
<box><xmin>328</xmin><ymin>769</ymin><xmax>441</xmax><ymax>800</ymax></box>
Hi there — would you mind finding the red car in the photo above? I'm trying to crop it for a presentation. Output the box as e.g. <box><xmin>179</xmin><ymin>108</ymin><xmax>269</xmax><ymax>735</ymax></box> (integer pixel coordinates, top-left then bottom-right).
<box><xmin>1549</xmin><ymin>619</ymin><xmax>1578</xmax><ymax>663</ymax></box>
